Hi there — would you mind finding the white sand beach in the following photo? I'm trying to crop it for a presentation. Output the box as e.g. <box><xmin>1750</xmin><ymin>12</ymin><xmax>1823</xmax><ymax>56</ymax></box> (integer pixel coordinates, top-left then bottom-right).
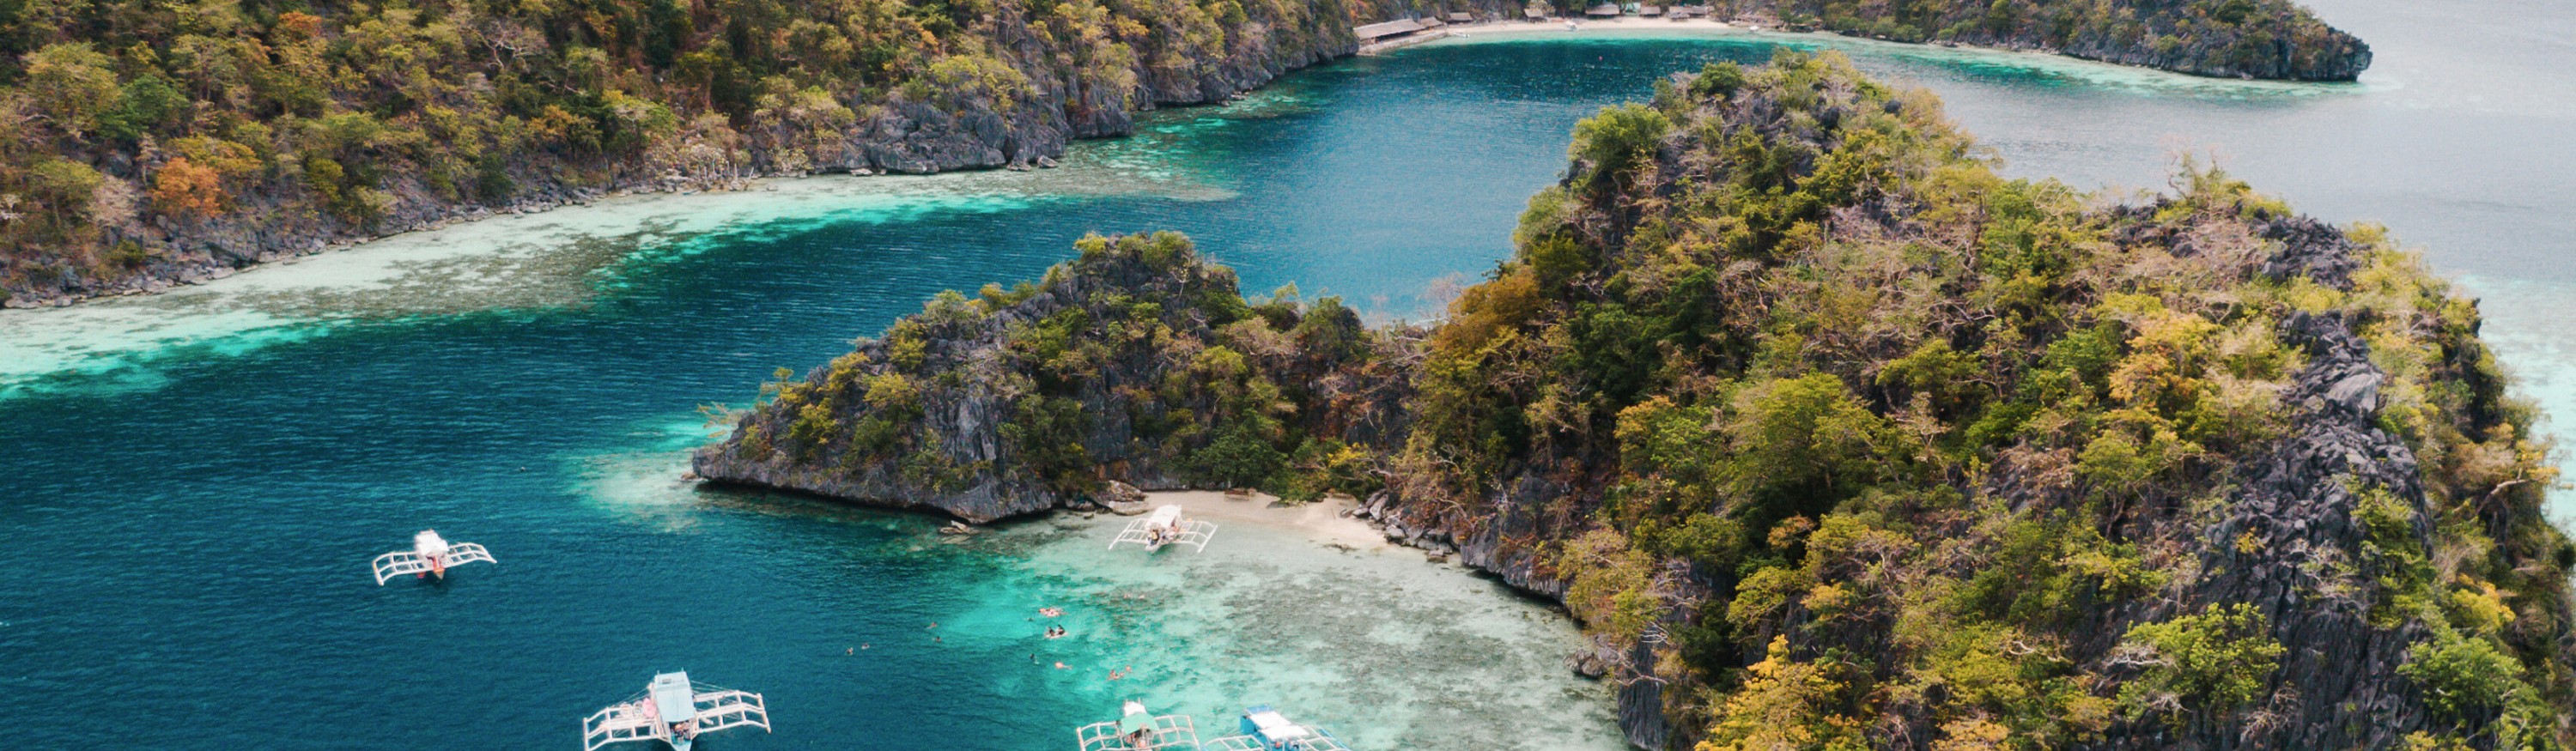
<box><xmin>1134</xmin><ymin>490</ymin><xmax>1394</xmax><ymax>550</ymax></box>
<box><xmin>1446</xmin><ymin>15</ymin><xmax>1743</xmax><ymax>36</ymax></box>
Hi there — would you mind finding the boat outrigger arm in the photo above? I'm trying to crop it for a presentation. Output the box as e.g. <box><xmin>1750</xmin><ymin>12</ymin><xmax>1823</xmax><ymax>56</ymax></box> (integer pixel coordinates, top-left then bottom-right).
<box><xmin>1203</xmin><ymin>736</ymin><xmax>1354</xmax><ymax>751</ymax></box>
<box><xmin>1075</xmin><ymin>700</ymin><xmax>1201</xmax><ymax>751</ymax></box>
<box><xmin>581</xmin><ymin>671</ymin><xmax>769</xmax><ymax>751</ymax></box>
<box><xmin>1108</xmin><ymin>505</ymin><xmax>1217</xmax><ymax>553</ymax></box>
<box><xmin>371</xmin><ymin>530</ymin><xmax>496</xmax><ymax>584</ymax></box>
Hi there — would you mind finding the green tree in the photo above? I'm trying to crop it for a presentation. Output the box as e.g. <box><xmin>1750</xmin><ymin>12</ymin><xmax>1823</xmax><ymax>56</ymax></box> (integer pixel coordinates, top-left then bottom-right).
<box><xmin>24</xmin><ymin>44</ymin><xmax>121</xmax><ymax>139</ymax></box>
<box><xmin>1568</xmin><ymin>102</ymin><xmax>1669</xmax><ymax>194</ymax></box>
<box><xmin>2116</xmin><ymin>603</ymin><xmax>2285</xmax><ymax>720</ymax></box>
<box><xmin>1187</xmin><ymin>421</ymin><xmax>1286</xmax><ymax>488</ymax></box>
<box><xmin>2399</xmin><ymin>626</ymin><xmax>2524</xmax><ymax>718</ymax></box>
<box><xmin>27</xmin><ymin>158</ymin><xmax>105</xmax><ymax>223</ymax></box>
<box><xmin>101</xmin><ymin>74</ymin><xmax>188</xmax><ymax>142</ymax></box>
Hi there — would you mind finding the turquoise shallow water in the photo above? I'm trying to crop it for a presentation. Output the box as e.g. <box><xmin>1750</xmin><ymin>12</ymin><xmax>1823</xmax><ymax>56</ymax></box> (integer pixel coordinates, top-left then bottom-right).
<box><xmin>4</xmin><ymin>6</ymin><xmax>2576</xmax><ymax>748</ymax></box>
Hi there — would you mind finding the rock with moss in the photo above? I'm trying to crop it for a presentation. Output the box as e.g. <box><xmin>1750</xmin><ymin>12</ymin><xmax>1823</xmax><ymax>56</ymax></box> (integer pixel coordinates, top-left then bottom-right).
<box><xmin>694</xmin><ymin>231</ymin><xmax>1412</xmax><ymax>521</ymax></box>
<box><xmin>702</xmin><ymin>51</ymin><xmax>2566</xmax><ymax>749</ymax></box>
<box><xmin>1367</xmin><ymin>51</ymin><xmax>2570</xmax><ymax>749</ymax></box>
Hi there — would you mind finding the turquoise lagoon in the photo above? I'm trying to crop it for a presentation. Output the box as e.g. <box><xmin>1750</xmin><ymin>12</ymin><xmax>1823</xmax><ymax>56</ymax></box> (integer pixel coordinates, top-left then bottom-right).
<box><xmin>5</xmin><ymin>1</ymin><xmax>2576</xmax><ymax>746</ymax></box>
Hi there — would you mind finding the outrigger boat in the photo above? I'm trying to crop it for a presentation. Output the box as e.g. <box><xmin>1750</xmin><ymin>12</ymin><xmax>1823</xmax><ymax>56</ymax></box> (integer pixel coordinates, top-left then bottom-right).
<box><xmin>1074</xmin><ymin>700</ymin><xmax>1200</xmax><ymax>751</ymax></box>
<box><xmin>580</xmin><ymin>671</ymin><xmax>770</xmax><ymax>751</ymax></box>
<box><xmin>1202</xmin><ymin>706</ymin><xmax>1352</xmax><ymax>751</ymax></box>
<box><xmin>1109</xmin><ymin>505</ymin><xmax>1217</xmax><ymax>553</ymax></box>
<box><xmin>371</xmin><ymin>530</ymin><xmax>496</xmax><ymax>584</ymax></box>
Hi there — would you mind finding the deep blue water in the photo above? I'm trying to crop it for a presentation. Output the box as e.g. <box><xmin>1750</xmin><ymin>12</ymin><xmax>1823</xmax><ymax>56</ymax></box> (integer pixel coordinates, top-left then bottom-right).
<box><xmin>6</xmin><ymin>6</ymin><xmax>2576</xmax><ymax>748</ymax></box>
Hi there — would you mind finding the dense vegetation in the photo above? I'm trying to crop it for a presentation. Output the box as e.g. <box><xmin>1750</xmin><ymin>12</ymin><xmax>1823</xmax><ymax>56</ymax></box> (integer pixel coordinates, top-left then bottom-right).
<box><xmin>0</xmin><ymin>0</ymin><xmax>1401</xmax><ymax>304</ymax></box>
<box><xmin>1738</xmin><ymin>0</ymin><xmax>2370</xmax><ymax>80</ymax></box>
<box><xmin>0</xmin><ymin>0</ymin><xmax>2365</xmax><ymax>306</ymax></box>
<box><xmin>706</xmin><ymin>51</ymin><xmax>2572</xmax><ymax>748</ymax></box>
<box><xmin>696</xmin><ymin>232</ymin><xmax>1413</xmax><ymax>521</ymax></box>
<box><xmin>1382</xmin><ymin>51</ymin><xmax>2568</xmax><ymax>748</ymax></box>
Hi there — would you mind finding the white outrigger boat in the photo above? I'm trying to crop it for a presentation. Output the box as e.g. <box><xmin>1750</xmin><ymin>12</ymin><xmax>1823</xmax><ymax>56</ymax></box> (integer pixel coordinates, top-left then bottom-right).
<box><xmin>1109</xmin><ymin>505</ymin><xmax>1217</xmax><ymax>553</ymax></box>
<box><xmin>1202</xmin><ymin>706</ymin><xmax>1352</xmax><ymax>751</ymax></box>
<box><xmin>580</xmin><ymin>671</ymin><xmax>770</xmax><ymax>751</ymax></box>
<box><xmin>1074</xmin><ymin>700</ymin><xmax>1200</xmax><ymax>751</ymax></box>
<box><xmin>371</xmin><ymin>530</ymin><xmax>496</xmax><ymax>584</ymax></box>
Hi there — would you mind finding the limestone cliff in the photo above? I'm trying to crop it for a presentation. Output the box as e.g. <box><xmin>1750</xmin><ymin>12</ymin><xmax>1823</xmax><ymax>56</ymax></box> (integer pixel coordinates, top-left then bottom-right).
<box><xmin>705</xmin><ymin>52</ymin><xmax>2575</xmax><ymax>750</ymax></box>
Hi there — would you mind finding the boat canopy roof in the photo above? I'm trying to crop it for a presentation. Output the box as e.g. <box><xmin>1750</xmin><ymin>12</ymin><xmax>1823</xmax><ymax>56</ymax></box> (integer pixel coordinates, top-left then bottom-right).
<box><xmin>650</xmin><ymin>672</ymin><xmax>696</xmax><ymax>722</ymax></box>
<box><xmin>1248</xmin><ymin>709</ymin><xmax>1310</xmax><ymax>739</ymax></box>
<box><xmin>1148</xmin><ymin>505</ymin><xmax>1184</xmax><ymax>525</ymax></box>
<box><xmin>1119</xmin><ymin>712</ymin><xmax>1155</xmax><ymax>734</ymax></box>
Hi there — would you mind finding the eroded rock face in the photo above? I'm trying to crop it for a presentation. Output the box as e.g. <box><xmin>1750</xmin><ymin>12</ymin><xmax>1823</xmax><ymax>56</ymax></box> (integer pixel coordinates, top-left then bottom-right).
<box><xmin>2113</xmin><ymin>308</ymin><xmax>2427</xmax><ymax>749</ymax></box>
<box><xmin>2079</xmin><ymin>228</ymin><xmax>2437</xmax><ymax>748</ymax></box>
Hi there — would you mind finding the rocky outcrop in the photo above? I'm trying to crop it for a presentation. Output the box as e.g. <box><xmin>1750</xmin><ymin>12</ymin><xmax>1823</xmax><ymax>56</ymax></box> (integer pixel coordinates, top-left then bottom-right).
<box><xmin>2072</xmin><ymin>221</ymin><xmax>2441</xmax><ymax>748</ymax></box>
<box><xmin>696</xmin><ymin>53</ymin><xmax>2561</xmax><ymax>751</ymax></box>
<box><xmin>827</xmin><ymin>3</ymin><xmax>1368</xmax><ymax>176</ymax></box>
<box><xmin>693</xmin><ymin>232</ymin><xmax>1409</xmax><ymax>522</ymax></box>
<box><xmin>1347</xmin><ymin>56</ymin><xmax>2560</xmax><ymax>749</ymax></box>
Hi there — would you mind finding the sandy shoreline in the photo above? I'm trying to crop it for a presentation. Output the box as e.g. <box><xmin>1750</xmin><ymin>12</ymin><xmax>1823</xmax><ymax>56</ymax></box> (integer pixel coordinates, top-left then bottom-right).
<box><xmin>1132</xmin><ymin>490</ymin><xmax>1395</xmax><ymax>551</ymax></box>
<box><xmin>1358</xmin><ymin>16</ymin><xmax>1747</xmax><ymax>53</ymax></box>
<box><xmin>1445</xmin><ymin>15</ymin><xmax>1743</xmax><ymax>36</ymax></box>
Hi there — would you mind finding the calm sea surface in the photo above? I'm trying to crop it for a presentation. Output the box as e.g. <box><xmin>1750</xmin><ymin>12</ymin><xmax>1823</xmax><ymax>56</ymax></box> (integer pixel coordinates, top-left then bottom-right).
<box><xmin>3</xmin><ymin>1</ymin><xmax>2572</xmax><ymax>746</ymax></box>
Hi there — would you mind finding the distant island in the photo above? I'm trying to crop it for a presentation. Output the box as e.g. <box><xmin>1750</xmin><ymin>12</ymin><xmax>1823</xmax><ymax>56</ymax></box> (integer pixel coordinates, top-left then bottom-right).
<box><xmin>700</xmin><ymin>51</ymin><xmax>2565</xmax><ymax>749</ymax></box>
<box><xmin>1742</xmin><ymin>0</ymin><xmax>2369</xmax><ymax>81</ymax></box>
<box><xmin>1</xmin><ymin>0</ymin><xmax>2363</xmax><ymax>308</ymax></box>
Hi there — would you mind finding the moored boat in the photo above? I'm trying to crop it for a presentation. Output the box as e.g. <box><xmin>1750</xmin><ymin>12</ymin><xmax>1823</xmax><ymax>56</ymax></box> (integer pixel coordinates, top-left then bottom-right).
<box><xmin>370</xmin><ymin>529</ymin><xmax>496</xmax><ymax>584</ymax></box>
<box><xmin>1109</xmin><ymin>504</ymin><xmax>1217</xmax><ymax>553</ymax></box>
<box><xmin>1075</xmin><ymin>700</ymin><xmax>1200</xmax><ymax>751</ymax></box>
<box><xmin>581</xmin><ymin>671</ymin><xmax>769</xmax><ymax>751</ymax></box>
<box><xmin>1202</xmin><ymin>706</ymin><xmax>1352</xmax><ymax>751</ymax></box>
